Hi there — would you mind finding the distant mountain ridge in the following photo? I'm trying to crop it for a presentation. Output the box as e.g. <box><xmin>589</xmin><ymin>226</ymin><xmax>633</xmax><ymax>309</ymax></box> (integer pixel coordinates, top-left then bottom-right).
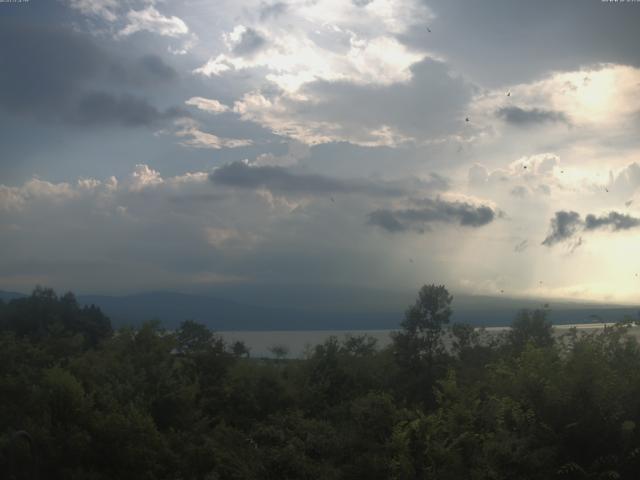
<box><xmin>1</xmin><ymin>289</ymin><xmax>638</xmax><ymax>331</ymax></box>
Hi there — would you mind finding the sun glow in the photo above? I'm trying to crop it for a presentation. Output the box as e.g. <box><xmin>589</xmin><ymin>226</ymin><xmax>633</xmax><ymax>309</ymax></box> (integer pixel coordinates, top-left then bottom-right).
<box><xmin>553</xmin><ymin>65</ymin><xmax>640</xmax><ymax>124</ymax></box>
<box><xmin>575</xmin><ymin>72</ymin><xmax>614</xmax><ymax>115</ymax></box>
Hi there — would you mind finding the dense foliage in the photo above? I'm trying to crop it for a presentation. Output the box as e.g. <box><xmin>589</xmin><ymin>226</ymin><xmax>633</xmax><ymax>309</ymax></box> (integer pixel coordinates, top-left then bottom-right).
<box><xmin>2</xmin><ymin>285</ymin><xmax>640</xmax><ymax>479</ymax></box>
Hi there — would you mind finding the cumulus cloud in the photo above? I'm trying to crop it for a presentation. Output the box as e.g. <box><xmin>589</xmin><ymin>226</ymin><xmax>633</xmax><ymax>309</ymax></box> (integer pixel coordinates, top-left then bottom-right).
<box><xmin>194</xmin><ymin>0</ymin><xmax>430</xmax><ymax>92</ymax></box>
<box><xmin>185</xmin><ymin>97</ymin><xmax>230</xmax><ymax>114</ymax></box>
<box><xmin>0</xmin><ymin>179</ymin><xmax>77</xmax><ymax>212</ymax></box>
<box><xmin>225</xmin><ymin>25</ymin><xmax>268</xmax><ymax>56</ymax></box>
<box><xmin>174</xmin><ymin>119</ymin><xmax>253</xmax><ymax>149</ymax></box>
<box><xmin>368</xmin><ymin>198</ymin><xmax>496</xmax><ymax>233</ymax></box>
<box><xmin>128</xmin><ymin>165</ymin><xmax>164</xmax><ymax>191</ymax></box>
<box><xmin>610</xmin><ymin>162</ymin><xmax>640</xmax><ymax>196</ymax></box>
<box><xmin>468</xmin><ymin>154</ymin><xmax>561</xmax><ymax>198</ymax></box>
<box><xmin>119</xmin><ymin>6</ymin><xmax>189</xmax><ymax>38</ymax></box>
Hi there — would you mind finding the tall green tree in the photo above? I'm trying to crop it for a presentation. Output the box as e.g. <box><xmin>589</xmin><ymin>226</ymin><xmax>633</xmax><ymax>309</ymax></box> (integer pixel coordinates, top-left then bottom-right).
<box><xmin>393</xmin><ymin>284</ymin><xmax>453</xmax><ymax>368</ymax></box>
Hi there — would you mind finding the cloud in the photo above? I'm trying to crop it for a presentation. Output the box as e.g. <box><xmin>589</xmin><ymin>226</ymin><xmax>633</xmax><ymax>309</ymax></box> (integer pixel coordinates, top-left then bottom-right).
<box><xmin>67</xmin><ymin>0</ymin><xmax>118</xmax><ymax>21</ymax></box>
<box><xmin>542</xmin><ymin>210</ymin><xmax>640</xmax><ymax>247</ymax></box>
<box><xmin>232</xmin><ymin>58</ymin><xmax>474</xmax><ymax>145</ymax></box>
<box><xmin>107</xmin><ymin>54</ymin><xmax>178</xmax><ymax>86</ymax></box>
<box><xmin>253</xmin><ymin>141</ymin><xmax>310</xmax><ymax>167</ymax></box>
<box><xmin>584</xmin><ymin>211</ymin><xmax>640</xmax><ymax>231</ymax></box>
<box><xmin>0</xmin><ymin>167</ymin><xmax>259</xmax><ymax>291</ymax></box>
<box><xmin>471</xmin><ymin>65</ymin><xmax>640</xmax><ymax>133</ymax></box>
<box><xmin>185</xmin><ymin>97</ymin><xmax>230</xmax><ymax>114</ymax></box>
<box><xmin>542</xmin><ymin>211</ymin><xmax>582</xmax><ymax>246</ymax></box>
<box><xmin>128</xmin><ymin>164</ymin><xmax>164</xmax><ymax>191</ymax></box>
<box><xmin>468</xmin><ymin>164</ymin><xmax>489</xmax><ymax>186</ymax></box>
<box><xmin>210</xmin><ymin>161</ymin><xmax>406</xmax><ymax>197</ymax></box>
<box><xmin>259</xmin><ymin>2</ymin><xmax>288</xmax><ymax>20</ymax></box>
<box><xmin>510</xmin><ymin>186</ymin><xmax>528</xmax><ymax>198</ymax></box>
<box><xmin>401</xmin><ymin>0</ymin><xmax>640</xmax><ymax>86</ymax></box>
<box><xmin>0</xmin><ymin>22</ymin><xmax>183</xmax><ymax>128</ymax></box>
<box><xmin>174</xmin><ymin>119</ymin><xmax>253</xmax><ymax>149</ymax></box>
<box><xmin>469</xmin><ymin>154</ymin><xmax>561</xmax><ymax>199</ymax></box>
<box><xmin>194</xmin><ymin>0</ymin><xmax>430</xmax><ymax>92</ymax></box>
<box><xmin>0</xmin><ymin>22</ymin><xmax>104</xmax><ymax>118</ymax></box>
<box><xmin>1</xmin><ymin>164</ymin><xmax>442</xmax><ymax>293</ymax></box>
<box><xmin>496</xmin><ymin>106</ymin><xmax>568</xmax><ymax>126</ymax></box>
<box><xmin>367</xmin><ymin>209</ymin><xmax>406</xmax><ymax>232</ymax></box>
<box><xmin>119</xmin><ymin>6</ymin><xmax>189</xmax><ymax>38</ymax></box>
<box><xmin>611</xmin><ymin>162</ymin><xmax>640</xmax><ymax>196</ymax></box>
<box><xmin>0</xmin><ymin>179</ymin><xmax>77</xmax><ymax>212</ymax></box>
<box><xmin>368</xmin><ymin>198</ymin><xmax>496</xmax><ymax>233</ymax></box>
<box><xmin>205</xmin><ymin>227</ymin><xmax>260</xmax><ymax>250</ymax></box>
<box><xmin>70</xmin><ymin>92</ymin><xmax>188</xmax><ymax>127</ymax></box>
<box><xmin>135</xmin><ymin>54</ymin><xmax>178</xmax><ymax>82</ymax></box>
<box><xmin>226</xmin><ymin>25</ymin><xmax>267</xmax><ymax>56</ymax></box>
<box><xmin>514</xmin><ymin>239</ymin><xmax>528</xmax><ymax>253</ymax></box>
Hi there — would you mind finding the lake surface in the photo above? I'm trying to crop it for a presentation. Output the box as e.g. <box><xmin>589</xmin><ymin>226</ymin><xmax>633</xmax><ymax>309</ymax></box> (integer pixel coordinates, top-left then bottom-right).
<box><xmin>220</xmin><ymin>323</ymin><xmax>640</xmax><ymax>358</ymax></box>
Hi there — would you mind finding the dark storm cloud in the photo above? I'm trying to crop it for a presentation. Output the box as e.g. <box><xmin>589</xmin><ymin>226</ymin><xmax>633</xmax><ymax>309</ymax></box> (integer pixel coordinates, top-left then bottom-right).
<box><xmin>584</xmin><ymin>211</ymin><xmax>640</xmax><ymax>231</ymax></box>
<box><xmin>497</xmin><ymin>107</ymin><xmax>568</xmax><ymax>126</ymax></box>
<box><xmin>231</xmin><ymin>27</ymin><xmax>267</xmax><ymax>56</ymax></box>
<box><xmin>404</xmin><ymin>0</ymin><xmax>640</xmax><ymax>86</ymax></box>
<box><xmin>69</xmin><ymin>92</ymin><xmax>188</xmax><ymax>127</ymax></box>
<box><xmin>541</xmin><ymin>211</ymin><xmax>581</xmax><ymax>246</ymax></box>
<box><xmin>543</xmin><ymin>210</ymin><xmax>640</xmax><ymax>247</ymax></box>
<box><xmin>138</xmin><ymin>55</ymin><xmax>177</xmax><ymax>80</ymax></box>
<box><xmin>0</xmin><ymin>22</ymin><xmax>104</xmax><ymax>117</ymax></box>
<box><xmin>210</xmin><ymin>161</ymin><xmax>406</xmax><ymax>196</ymax></box>
<box><xmin>0</xmin><ymin>20</ymin><xmax>182</xmax><ymax>126</ymax></box>
<box><xmin>368</xmin><ymin>198</ymin><xmax>496</xmax><ymax>233</ymax></box>
<box><xmin>109</xmin><ymin>55</ymin><xmax>178</xmax><ymax>86</ymax></box>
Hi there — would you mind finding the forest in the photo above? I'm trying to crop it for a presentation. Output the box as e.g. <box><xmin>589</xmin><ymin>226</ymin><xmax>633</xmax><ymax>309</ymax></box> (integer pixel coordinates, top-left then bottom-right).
<box><xmin>2</xmin><ymin>285</ymin><xmax>640</xmax><ymax>479</ymax></box>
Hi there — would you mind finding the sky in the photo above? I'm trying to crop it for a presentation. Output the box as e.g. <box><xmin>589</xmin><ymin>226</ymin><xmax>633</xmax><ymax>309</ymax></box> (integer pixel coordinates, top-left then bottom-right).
<box><xmin>2</xmin><ymin>0</ymin><xmax>640</xmax><ymax>305</ymax></box>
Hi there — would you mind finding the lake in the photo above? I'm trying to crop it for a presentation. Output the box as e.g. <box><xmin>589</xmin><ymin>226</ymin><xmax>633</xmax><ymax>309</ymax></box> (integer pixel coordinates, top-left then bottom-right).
<box><xmin>220</xmin><ymin>323</ymin><xmax>640</xmax><ymax>358</ymax></box>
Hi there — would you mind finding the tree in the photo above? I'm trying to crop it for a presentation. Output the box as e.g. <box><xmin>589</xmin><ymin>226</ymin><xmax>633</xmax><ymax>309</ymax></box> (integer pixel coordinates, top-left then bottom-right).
<box><xmin>393</xmin><ymin>284</ymin><xmax>453</xmax><ymax>368</ymax></box>
<box><xmin>231</xmin><ymin>340</ymin><xmax>250</xmax><ymax>358</ymax></box>
<box><xmin>450</xmin><ymin>323</ymin><xmax>477</xmax><ymax>354</ymax></box>
<box><xmin>269</xmin><ymin>344</ymin><xmax>290</xmax><ymax>361</ymax></box>
<box><xmin>175</xmin><ymin>320</ymin><xmax>216</xmax><ymax>355</ymax></box>
<box><xmin>342</xmin><ymin>334</ymin><xmax>378</xmax><ymax>357</ymax></box>
<box><xmin>508</xmin><ymin>309</ymin><xmax>554</xmax><ymax>352</ymax></box>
